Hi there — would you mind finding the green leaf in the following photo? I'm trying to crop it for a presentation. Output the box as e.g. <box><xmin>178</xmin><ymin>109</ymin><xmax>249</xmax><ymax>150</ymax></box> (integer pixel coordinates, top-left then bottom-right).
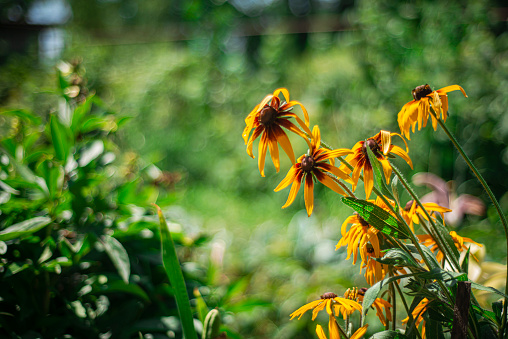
<box><xmin>391</xmin><ymin>176</ymin><xmax>401</xmax><ymax>207</ymax></box>
<box><xmin>366</xmin><ymin>146</ymin><xmax>395</xmax><ymax>201</ymax></box>
<box><xmin>93</xmin><ymin>279</ymin><xmax>150</xmax><ymax>302</ymax></box>
<box><xmin>492</xmin><ymin>300</ymin><xmax>503</xmax><ymax>323</ymax></box>
<box><xmin>374</xmin><ymin>248</ymin><xmax>420</xmax><ymax>268</ymax></box>
<box><xmin>461</xmin><ymin>246</ymin><xmax>471</xmax><ymax>274</ymax></box>
<box><xmin>472</xmin><ymin>305</ymin><xmax>498</xmax><ymax>325</ymax></box>
<box><xmin>71</xmin><ymin>94</ymin><xmax>95</xmax><ymax>135</ymax></box>
<box><xmin>100</xmin><ymin>235</ymin><xmax>130</xmax><ymax>284</ymax></box>
<box><xmin>1</xmin><ymin>109</ymin><xmax>41</xmax><ymax>125</ymax></box>
<box><xmin>193</xmin><ymin>287</ymin><xmax>209</xmax><ymax>325</ymax></box>
<box><xmin>0</xmin><ymin>216</ymin><xmax>51</xmax><ymax>241</ymax></box>
<box><xmin>424</xmin><ymin>317</ymin><xmax>445</xmax><ymax>339</ymax></box>
<box><xmin>405</xmin><ymin>244</ymin><xmax>441</xmax><ymax>270</ymax></box>
<box><xmin>369</xmin><ymin>330</ymin><xmax>408</xmax><ymax>338</ymax></box>
<box><xmin>156</xmin><ymin>204</ymin><xmax>198</xmax><ymax>339</ymax></box>
<box><xmin>202</xmin><ymin>309</ymin><xmax>221</xmax><ymax>339</ymax></box>
<box><xmin>50</xmin><ymin>114</ymin><xmax>69</xmax><ymax>162</ymax></box>
<box><xmin>342</xmin><ymin>197</ymin><xmax>409</xmax><ymax>239</ymax></box>
<box><xmin>471</xmin><ymin>282</ymin><xmax>508</xmax><ymax>299</ymax></box>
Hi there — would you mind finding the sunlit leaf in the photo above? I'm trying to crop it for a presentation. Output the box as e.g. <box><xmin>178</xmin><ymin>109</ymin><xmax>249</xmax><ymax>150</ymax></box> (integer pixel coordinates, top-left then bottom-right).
<box><xmin>50</xmin><ymin>115</ymin><xmax>70</xmax><ymax>162</ymax></box>
<box><xmin>156</xmin><ymin>204</ymin><xmax>198</xmax><ymax>339</ymax></box>
<box><xmin>100</xmin><ymin>235</ymin><xmax>131</xmax><ymax>284</ymax></box>
<box><xmin>0</xmin><ymin>216</ymin><xmax>51</xmax><ymax>241</ymax></box>
<box><xmin>342</xmin><ymin>197</ymin><xmax>409</xmax><ymax>239</ymax></box>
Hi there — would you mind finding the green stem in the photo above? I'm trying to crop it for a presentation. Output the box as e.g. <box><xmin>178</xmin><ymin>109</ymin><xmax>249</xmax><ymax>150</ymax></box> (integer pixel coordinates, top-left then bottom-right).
<box><xmin>433</xmin><ymin>114</ymin><xmax>508</xmax><ymax>337</ymax></box>
<box><xmin>390</xmin><ymin>163</ymin><xmax>461</xmax><ymax>272</ymax></box>
<box><xmin>394</xmin><ymin>281</ymin><xmax>423</xmax><ymax>339</ymax></box>
<box><xmin>388</xmin><ymin>268</ymin><xmax>397</xmax><ymax>331</ymax></box>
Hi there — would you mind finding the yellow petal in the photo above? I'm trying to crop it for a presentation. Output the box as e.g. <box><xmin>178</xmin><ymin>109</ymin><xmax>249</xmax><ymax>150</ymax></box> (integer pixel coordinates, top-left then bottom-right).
<box><xmin>267</xmin><ymin>129</ymin><xmax>280</xmax><ymax>172</ymax></box>
<box><xmin>258</xmin><ymin>132</ymin><xmax>268</xmax><ymax>177</ymax></box>
<box><xmin>304</xmin><ymin>174</ymin><xmax>314</xmax><ymax>216</ymax></box>
<box><xmin>274</xmin><ymin>166</ymin><xmax>299</xmax><ymax>192</ymax></box>
<box><xmin>316</xmin><ymin>325</ymin><xmax>327</xmax><ymax>339</ymax></box>
<box><xmin>282</xmin><ymin>172</ymin><xmax>303</xmax><ymax>208</ymax></box>
<box><xmin>437</xmin><ymin>85</ymin><xmax>467</xmax><ymax>97</ymax></box>
<box><xmin>350</xmin><ymin>325</ymin><xmax>369</xmax><ymax>339</ymax></box>
<box><xmin>363</xmin><ymin>164</ymin><xmax>374</xmax><ymax>199</ymax></box>
<box><xmin>380</xmin><ymin>130</ymin><xmax>391</xmax><ymax>155</ymax></box>
<box><xmin>273</xmin><ymin>125</ymin><xmax>296</xmax><ymax>164</ymax></box>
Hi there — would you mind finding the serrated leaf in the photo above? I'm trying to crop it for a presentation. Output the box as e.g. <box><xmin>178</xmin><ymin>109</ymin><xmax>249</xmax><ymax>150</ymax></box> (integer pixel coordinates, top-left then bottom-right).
<box><xmin>0</xmin><ymin>216</ymin><xmax>51</xmax><ymax>241</ymax></box>
<box><xmin>100</xmin><ymin>235</ymin><xmax>130</xmax><ymax>284</ymax></box>
<box><xmin>342</xmin><ymin>197</ymin><xmax>409</xmax><ymax>239</ymax></box>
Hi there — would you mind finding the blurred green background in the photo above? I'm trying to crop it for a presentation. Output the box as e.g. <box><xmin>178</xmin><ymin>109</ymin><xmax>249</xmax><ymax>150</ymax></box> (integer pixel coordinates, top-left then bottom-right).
<box><xmin>1</xmin><ymin>0</ymin><xmax>508</xmax><ymax>337</ymax></box>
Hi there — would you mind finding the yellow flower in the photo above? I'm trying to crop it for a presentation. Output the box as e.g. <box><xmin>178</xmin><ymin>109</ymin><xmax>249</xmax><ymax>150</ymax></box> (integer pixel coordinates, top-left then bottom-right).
<box><xmin>402</xmin><ymin>200</ymin><xmax>452</xmax><ymax>232</ymax></box>
<box><xmin>362</xmin><ymin>244</ymin><xmax>386</xmax><ymax>286</ymax></box>
<box><xmin>398</xmin><ymin>84</ymin><xmax>467</xmax><ymax>139</ymax></box>
<box><xmin>316</xmin><ymin>321</ymin><xmax>368</xmax><ymax>339</ymax></box>
<box><xmin>243</xmin><ymin>88</ymin><xmax>312</xmax><ymax>176</ymax></box>
<box><xmin>336</xmin><ymin>197</ymin><xmax>396</xmax><ymax>284</ymax></box>
<box><xmin>344</xmin><ymin>287</ymin><xmax>392</xmax><ymax>326</ymax></box>
<box><xmin>341</xmin><ymin>131</ymin><xmax>413</xmax><ymax>199</ymax></box>
<box><xmin>417</xmin><ymin>231</ymin><xmax>482</xmax><ymax>263</ymax></box>
<box><xmin>402</xmin><ymin>298</ymin><xmax>430</xmax><ymax>338</ymax></box>
<box><xmin>290</xmin><ymin>292</ymin><xmax>362</xmax><ymax>321</ymax></box>
<box><xmin>275</xmin><ymin>125</ymin><xmax>352</xmax><ymax>216</ymax></box>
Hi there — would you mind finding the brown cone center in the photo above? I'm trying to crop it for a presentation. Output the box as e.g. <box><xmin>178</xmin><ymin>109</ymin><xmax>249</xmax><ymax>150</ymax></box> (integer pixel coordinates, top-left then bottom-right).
<box><xmin>300</xmin><ymin>155</ymin><xmax>315</xmax><ymax>172</ymax></box>
<box><xmin>362</xmin><ymin>139</ymin><xmax>380</xmax><ymax>157</ymax></box>
<box><xmin>259</xmin><ymin>106</ymin><xmax>277</xmax><ymax>125</ymax></box>
<box><xmin>412</xmin><ymin>84</ymin><xmax>433</xmax><ymax>100</ymax></box>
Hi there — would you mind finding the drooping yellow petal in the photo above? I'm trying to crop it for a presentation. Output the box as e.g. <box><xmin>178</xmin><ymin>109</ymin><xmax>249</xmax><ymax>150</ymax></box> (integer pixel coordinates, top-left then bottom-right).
<box><xmin>315</xmin><ymin>171</ymin><xmax>347</xmax><ymax>196</ymax></box>
<box><xmin>273</xmin><ymin>125</ymin><xmax>296</xmax><ymax>165</ymax></box>
<box><xmin>363</xmin><ymin>163</ymin><xmax>374</xmax><ymax>199</ymax></box>
<box><xmin>350</xmin><ymin>325</ymin><xmax>369</xmax><ymax>339</ymax></box>
<box><xmin>274</xmin><ymin>165</ymin><xmax>298</xmax><ymax>192</ymax></box>
<box><xmin>311</xmin><ymin>125</ymin><xmax>321</xmax><ymax>150</ymax></box>
<box><xmin>436</xmin><ymin>85</ymin><xmax>467</xmax><ymax>97</ymax></box>
<box><xmin>258</xmin><ymin>132</ymin><xmax>268</xmax><ymax>177</ymax></box>
<box><xmin>281</xmin><ymin>172</ymin><xmax>303</xmax><ymax>209</ymax></box>
<box><xmin>290</xmin><ymin>299</ymin><xmax>322</xmax><ymax>320</ymax></box>
<box><xmin>316</xmin><ymin>325</ymin><xmax>327</xmax><ymax>339</ymax></box>
<box><xmin>304</xmin><ymin>174</ymin><xmax>314</xmax><ymax>216</ymax></box>
<box><xmin>246</xmin><ymin>126</ymin><xmax>263</xmax><ymax>158</ymax></box>
<box><xmin>380</xmin><ymin>130</ymin><xmax>391</xmax><ymax>155</ymax></box>
<box><xmin>328</xmin><ymin>314</ymin><xmax>341</xmax><ymax>339</ymax></box>
<box><xmin>267</xmin><ymin>129</ymin><xmax>280</xmax><ymax>172</ymax></box>
<box><xmin>318</xmin><ymin>163</ymin><xmax>352</xmax><ymax>183</ymax></box>
<box><xmin>390</xmin><ymin>145</ymin><xmax>413</xmax><ymax>169</ymax></box>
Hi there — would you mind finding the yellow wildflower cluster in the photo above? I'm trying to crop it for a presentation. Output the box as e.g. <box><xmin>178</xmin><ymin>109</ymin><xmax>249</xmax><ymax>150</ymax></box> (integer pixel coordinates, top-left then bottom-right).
<box><xmin>242</xmin><ymin>85</ymin><xmax>482</xmax><ymax>338</ymax></box>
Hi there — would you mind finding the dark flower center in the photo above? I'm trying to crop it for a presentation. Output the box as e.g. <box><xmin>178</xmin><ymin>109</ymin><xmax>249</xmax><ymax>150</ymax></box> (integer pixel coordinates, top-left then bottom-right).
<box><xmin>358</xmin><ymin>287</ymin><xmax>368</xmax><ymax>296</ymax></box>
<box><xmin>320</xmin><ymin>292</ymin><xmax>338</xmax><ymax>299</ymax></box>
<box><xmin>300</xmin><ymin>155</ymin><xmax>315</xmax><ymax>172</ymax></box>
<box><xmin>258</xmin><ymin>106</ymin><xmax>277</xmax><ymax>125</ymax></box>
<box><xmin>361</xmin><ymin>139</ymin><xmax>380</xmax><ymax>157</ymax></box>
<box><xmin>366</xmin><ymin>243</ymin><xmax>375</xmax><ymax>254</ymax></box>
<box><xmin>404</xmin><ymin>200</ymin><xmax>414</xmax><ymax>211</ymax></box>
<box><xmin>412</xmin><ymin>84</ymin><xmax>433</xmax><ymax>101</ymax></box>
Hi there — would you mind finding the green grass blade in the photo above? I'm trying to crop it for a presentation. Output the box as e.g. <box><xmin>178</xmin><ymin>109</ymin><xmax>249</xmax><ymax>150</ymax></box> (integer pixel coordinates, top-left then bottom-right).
<box><xmin>155</xmin><ymin>205</ymin><xmax>197</xmax><ymax>339</ymax></box>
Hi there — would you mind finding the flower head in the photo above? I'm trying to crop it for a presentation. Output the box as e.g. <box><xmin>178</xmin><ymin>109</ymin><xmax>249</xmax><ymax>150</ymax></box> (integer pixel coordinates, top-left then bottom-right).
<box><xmin>402</xmin><ymin>298</ymin><xmax>430</xmax><ymax>338</ymax></box>
<box><xmin>398</xmin><ymin>84</ymin><xmax>467</xmax><ymax>139</ymax></box>
<box><xmin>290</xmin><ymin>292</ymin><xmax>362</xmax><ymax>321</ymax></box>
<box><xmin>344</xmin><ymin>287</ymin><xmax>392</xmax><ymax>326</ymax></box>
<box><xmin>341</xmin><ymin>131</ymin><xmax>412</xmax><ymax>199</ymax></box>
<box><xmin>402</xmin><ymin>200</ymin><xmax>452</xmax><ymax>232</ymax></box>
<box><xmin>418</xmin><ymin>231</ymin><xmax>482</xmax><ymax>263</ymax></box>
<box><xmin>275</xmin><ymin>125</ymin><xmax>352</xmax><ymax>216</ymax></box>
<box><xmin>243</xmin><ymin>88</ymin><xmax>312</xmax><ymax>176</ymax></box>
<box><xmin>316</xmin><ymin>321</ymin><xmax>368</xmax><ymax>339</ymax></box>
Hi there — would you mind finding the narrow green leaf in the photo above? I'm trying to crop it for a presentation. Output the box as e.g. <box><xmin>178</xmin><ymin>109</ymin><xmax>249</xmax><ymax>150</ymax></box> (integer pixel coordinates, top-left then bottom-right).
<box><xmin>93</xmin><ymin>279</ymin><xmax>150</xmax><ymax>302</ymax></box>
<box><xmin>424</xmin><ymin>317</ymin><xmax>445</xmax><ymax>339</ymax></box>
<box><xmin>492</xmin><ymin>300</ymin><xmax>503</xmax><ymax>323</ymax></box>
<box><xmin>472</xmin><ymin>305</ymin><xmax>498</xmax><ymax>325</ymax></box>
<box><xmin>1</xmin><ymin>109</ymin><xmax>41</xmax><ymax>125</ymax></box>
<box><xmin>193</xmin><ymin>287</ymin><xmax>209</xmax><ymax>325</ymax></box>
<box><xmin>202</xmin><ymin>309</ymin><xmax>221</xmax><ymax>339</ymax></box>
<box><xmin>71</xmin><ymin>94</ymin><xmax>95</xmax><ymax>135</ymax></box>
<box><xmin>342</xmin><ymin>197</ymin><xmax>409</xmax><ymax>239</ymax></box>
<box><xmin>369</xmin><ymin>330</ymin><xmax>408</xmax><ymax>338</ymax></box>
<box><xmin>0</xmin><ymin>216</ymin><xmax>51</xmax><ymax>241</ymax></box>
<box><xmin>50</xmin><ymin>114</ymin><xmax>69</xmax><ymax>161</ymax></box>
<box><xmin>156</xmin><ymin>204</ymin><xmax>198</xmax><ymax>339</ymax></box>
<box><xmin>471</xmin><ymin>282</ymin><xmax>508</xmax><ymax>299</ymax></box>
<box><xmin>391</xmin><ymin>176</ymin><xmax>401</xmax><ymax>207</ymax></box>
<box><xmin>366</xmin><ymin>146</ymin><xmax>395</xmax><ymax>201</ymax></box>
<box><xmin>100</xmin><ymin>235</ymin><xmax>131</xmax><ymax>284</ymax></box>
<box><xmin>405</xmin><ymin>244</ymin><xmax>441</xmax><ymax>270</ymax></box>
<box><xmin>433</xmin><ymin>219</ymin><xmax>461</xmax><ymax>263</ymax></box>
<box><xmin>461</xmin><ymin>246</ymin><xmax>471</xmax><ymax>275</ymax></box>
